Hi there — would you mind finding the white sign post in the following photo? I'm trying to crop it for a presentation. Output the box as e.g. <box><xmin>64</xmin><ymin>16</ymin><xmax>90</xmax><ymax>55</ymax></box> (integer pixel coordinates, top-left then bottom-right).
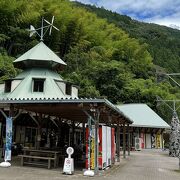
<box><xmin>63</xmin><ymin>147</ymin><xmax>74</xmax><ymax>175</ymax></box>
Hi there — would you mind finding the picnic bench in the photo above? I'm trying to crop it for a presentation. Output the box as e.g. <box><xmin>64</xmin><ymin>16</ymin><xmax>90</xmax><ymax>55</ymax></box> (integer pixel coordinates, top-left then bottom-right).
<box><xmin>19</xmin><ymin>149</ymin><xmax>64</xmax><ymax>169</ymax></box>
<box><xmin>19</xmin><ymin>154</ymin><xmax>55</xmax><ymax>169</ymax></box>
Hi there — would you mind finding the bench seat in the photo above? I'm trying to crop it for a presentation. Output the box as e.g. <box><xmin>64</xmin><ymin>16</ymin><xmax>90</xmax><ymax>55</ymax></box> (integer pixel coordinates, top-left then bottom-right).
<box><xmin>18</xmin><ymin>155</ymin><xmax>55</xmax><ymax>169</ymax></box>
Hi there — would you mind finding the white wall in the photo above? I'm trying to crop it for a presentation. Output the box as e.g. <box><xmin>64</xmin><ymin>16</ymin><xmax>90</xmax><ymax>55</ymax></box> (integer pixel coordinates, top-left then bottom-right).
<box><xmin>56</xmin><ymin>81</ymin><xmax>66</xmax><ymax>94</ymax></box>
<box><xmin>11</xmin><ymin>80</ymin><xmax>22</xmax><ymax>92</ymax></box>
<box><xmin>71</xmin><ymin>86</ymin><xmax>78</xmax><ymax>98</ymax></box>
<box><xmin>145</xmin><ymin>133</ymin><xmax>151</xmax><ymax>149</ymax></box>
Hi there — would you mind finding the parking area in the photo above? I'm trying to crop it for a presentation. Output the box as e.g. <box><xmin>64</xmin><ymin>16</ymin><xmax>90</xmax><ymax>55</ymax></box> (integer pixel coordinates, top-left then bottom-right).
<box><xmin>0</xmin><ymin>149</ymin><xmax>179</xmax><ymax>180</ymax></box>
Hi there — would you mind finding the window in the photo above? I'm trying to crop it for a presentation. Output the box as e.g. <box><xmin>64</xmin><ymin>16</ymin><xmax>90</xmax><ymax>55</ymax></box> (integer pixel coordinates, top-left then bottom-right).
<box><xmin>65</xmin><ymin>83</ymin><xmax>71</xmax><ymax>95</ymax></box>
<box><xmin>4</xmin><ymin>80</ymin><xmax>11</xmax><ymax>93</ymax></box>
<box><xmin>33</xmin><ymin>79</ymin><xmax>45</xmax><ymax>92</ymax></box>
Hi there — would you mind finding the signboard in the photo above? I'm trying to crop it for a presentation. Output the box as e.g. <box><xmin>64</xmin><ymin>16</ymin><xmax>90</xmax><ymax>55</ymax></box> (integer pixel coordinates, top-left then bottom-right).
<box><xmin>63</xmin><ymin>147</ymin><xmax>74</xmax><ymax>174</ymax></box>
<box><xmin>5</xmin><ymin>117</ymin><xmax>12</xmax><ymax>161</ymax></box>
<box><xmin>63</xmin><ymin>158</ymin><xmax>74</xmax><ymax>174</ymax></box>
<box><xmin>66</xmin><ymin>147</ymin><xmax>74</xmax><ymax>157</ymax></box>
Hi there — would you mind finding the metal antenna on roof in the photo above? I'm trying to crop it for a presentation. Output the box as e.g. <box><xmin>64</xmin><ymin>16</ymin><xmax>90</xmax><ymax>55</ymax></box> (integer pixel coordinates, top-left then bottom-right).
<box><xmin>29</xmin><ymin>16</ymin><xmax>59</xmax><ymax>41</ymax></box>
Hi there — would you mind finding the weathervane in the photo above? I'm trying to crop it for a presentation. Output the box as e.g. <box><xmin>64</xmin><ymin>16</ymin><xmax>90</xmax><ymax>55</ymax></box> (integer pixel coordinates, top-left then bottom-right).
<box><xmin>29</xmin><ymin>16</ymin><xmax>59</xmax><ymax>41</ymax></box>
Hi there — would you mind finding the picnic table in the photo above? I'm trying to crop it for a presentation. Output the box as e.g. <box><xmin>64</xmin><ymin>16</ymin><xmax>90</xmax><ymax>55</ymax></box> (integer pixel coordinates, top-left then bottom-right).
<box><xmin>19</xmin><ymin>148</ymin><xmax>65</xmax><ymax>169</ymax></box>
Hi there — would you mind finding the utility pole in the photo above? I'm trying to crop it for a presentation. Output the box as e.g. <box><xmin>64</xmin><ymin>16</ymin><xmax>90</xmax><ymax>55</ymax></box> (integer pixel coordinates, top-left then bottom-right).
<box><xmin>156</xmin><ymin>72</ymin><xmax>180</xmax><ymax>169</ymax></box>
<box><xmin>157</xmin><ymin>98</ymin><xmax>180</xmax><ymax>169</ymax></box>
<box><xmin>166</xmin><ymin>73</ymin><xmax>180</xmax><ymax>88</ymax></box>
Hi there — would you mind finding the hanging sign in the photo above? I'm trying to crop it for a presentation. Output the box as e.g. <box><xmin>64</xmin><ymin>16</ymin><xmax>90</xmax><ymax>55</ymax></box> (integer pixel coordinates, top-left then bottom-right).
<box><xmin>5</xmin><ymin>117</ymin><xmax>12</xmax><ymax>161</ymax></box>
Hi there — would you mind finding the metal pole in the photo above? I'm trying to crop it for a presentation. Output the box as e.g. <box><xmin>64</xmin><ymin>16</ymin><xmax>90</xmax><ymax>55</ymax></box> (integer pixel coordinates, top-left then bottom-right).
<box><xmin>37</xmin><ymin>114</ymin><xmax>42</xmax><ymax>150</ymax></box>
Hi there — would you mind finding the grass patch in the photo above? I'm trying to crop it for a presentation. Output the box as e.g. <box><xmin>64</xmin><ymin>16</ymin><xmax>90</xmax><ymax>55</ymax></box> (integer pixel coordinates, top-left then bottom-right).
<box><xmin>174</xmin><ymin>170</ymin><xmax>180</xmax><ymax>173</ymax></box>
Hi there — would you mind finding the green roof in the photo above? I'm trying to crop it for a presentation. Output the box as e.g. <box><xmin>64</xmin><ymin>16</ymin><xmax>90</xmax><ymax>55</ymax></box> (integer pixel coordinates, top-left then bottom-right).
<box><xmin>117</xmin><ymin>104</ymin><xmax>170</xmax><ymax>129</ymax></box>
<box><xmin>0</xmin><ymin>68</ymin><xmax>77</xmax><ymax>100</ymax></box>
<box><xmin>14</xmin><ymin>42</ymin><xmax>66</xmax><ymax>68</ymax></box>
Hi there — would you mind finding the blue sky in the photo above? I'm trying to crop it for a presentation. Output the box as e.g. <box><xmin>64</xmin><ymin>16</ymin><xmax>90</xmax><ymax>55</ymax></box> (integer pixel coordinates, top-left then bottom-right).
<box><xmin>71</xmin><ymin>0</ymin><xmax>180</xmax><ymax>29</ymax></box>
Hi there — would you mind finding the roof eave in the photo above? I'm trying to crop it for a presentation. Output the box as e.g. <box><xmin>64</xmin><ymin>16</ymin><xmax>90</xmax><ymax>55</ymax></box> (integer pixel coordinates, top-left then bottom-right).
<box><xmin>130</xmin><ymin>124</ymin><xmax>170</xmax><ymax>129</ymax></box>
<box><xmin>0</xmin><ymin>98</ymin><xmax>133</xmax><ymax>124</ymax></box>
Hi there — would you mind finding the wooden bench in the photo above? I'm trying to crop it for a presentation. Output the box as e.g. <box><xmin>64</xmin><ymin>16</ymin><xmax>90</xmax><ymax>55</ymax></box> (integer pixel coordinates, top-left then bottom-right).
<box><xmin>18</xmin><ymin>155</ymin><xmax>55</xmax><ymax>169</ymax></box>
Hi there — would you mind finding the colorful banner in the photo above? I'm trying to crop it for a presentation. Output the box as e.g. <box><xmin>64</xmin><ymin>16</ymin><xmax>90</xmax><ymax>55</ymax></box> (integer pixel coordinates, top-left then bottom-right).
<box><xmin>140</xmin><ymin>133</ymin><xmax>145</xmax><ymax>149</ymax></box>
<box><xmin>5</xmin><ymin>117</ymin><xmax>12</xmax><ymax>161</ymax></box>
<box><xmin>90</xmin><ymin>137</ymin><xmax>95</xmax><ymax>169</ymax></box>
<box><xmin>90</xmin><ymin>126</ymin><xmax>95</xmax><ymax>169</ymax></box>
<box><xmin>156</xmin><ymin>134</ymin><xmax>161</xmax><ymax>148</ymax></box>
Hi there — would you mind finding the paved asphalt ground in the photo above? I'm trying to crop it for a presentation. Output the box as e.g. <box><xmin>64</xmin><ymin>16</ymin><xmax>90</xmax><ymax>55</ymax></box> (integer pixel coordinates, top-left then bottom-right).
<box><xmin>0</xmin><ymin>149</ymin><xmax>179</xmax><ymax>180</ymax></box>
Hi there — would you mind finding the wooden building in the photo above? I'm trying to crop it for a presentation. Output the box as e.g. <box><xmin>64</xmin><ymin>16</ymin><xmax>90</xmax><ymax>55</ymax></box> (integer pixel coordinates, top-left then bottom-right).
<box><xmin>0</xmin><ymin>40</ymin><xmax>133</xmax><ymax>172</ymax></box>
<box><xmin>117</xmin><ymin>104</ymin><xmax>170</xmax><ymax>150</ymax></box>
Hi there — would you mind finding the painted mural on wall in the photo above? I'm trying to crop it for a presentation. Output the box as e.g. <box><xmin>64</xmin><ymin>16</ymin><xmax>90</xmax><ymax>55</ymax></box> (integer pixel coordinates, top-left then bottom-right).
<box><xmin>169</xmin><ymin>112</ymin><xmax>180</xmax><ymax>157</ymax></box>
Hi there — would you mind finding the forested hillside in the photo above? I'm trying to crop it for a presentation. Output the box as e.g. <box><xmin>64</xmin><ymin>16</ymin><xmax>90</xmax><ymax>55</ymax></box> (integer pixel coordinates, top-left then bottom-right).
<box><xmin>74</xmin><ymin>2</ymin><xmax>180</xmax><ymax>74</ymax></box>
<box><xmin>0</xmin><ymin>0</ymin><xmax>179</xmax><ymax>123</ymax></box>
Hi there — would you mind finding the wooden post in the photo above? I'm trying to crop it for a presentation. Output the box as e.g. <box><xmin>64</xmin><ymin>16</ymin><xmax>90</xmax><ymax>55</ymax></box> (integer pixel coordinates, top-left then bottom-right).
<box><xmin>116</xmin><ymin>124</ymin><xmax>120</xmax><ymax>162</ymax></box>
<box><xmin>71</xmin><ymin>120</ymin><xmax>75</xmax><ymax>146</ymax></box>
<box><xmin>9</xmin><ymin>104</ymin><xmax>14</xmax><ymax>117</ymax></box>
<box><xmin>127</xmin><ymin>124</ymin><xmax>130</xmax><ymax>156</ymax></box>
<box><xmin>82</xmin><ymin>122</ymin><xmax>85</xmax><ymax>145</ymax></box>
<box><xmin>37</xmin><ymin>126</ymin><xmax>41</xmax><ymax>150</ymax></box>
<box><xmin>36</xmin><ymin>114</ymin><xmax>42</xmax><ymax>150</ymax></box>
<box><xmin>161</xmin><ymin>132</ymin><xmax>164</xmax><ymax>150</ymax></box>
<box><xmin>132</xmin><ymin>131</ymin><xmax>134</xmax><ymax>148</ymax></box>
<box><xmin>123</xmin><ymin>123</ymin><xmax>126</xmax><ymax>158</ymax></box>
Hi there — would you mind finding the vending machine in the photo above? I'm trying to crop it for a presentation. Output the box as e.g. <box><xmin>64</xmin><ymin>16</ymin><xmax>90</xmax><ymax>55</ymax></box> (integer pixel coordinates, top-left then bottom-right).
<box><xmin>99</xmin><ymin>125</ymin><xmax>107</xmax><ymax>169</ymax></box>
<box><xmin>106</xmin><ymin>126</ymin><xmax>111</xmax><ymax>167</ymax></box>
<box><xmin>111</xmin><ymin>128</ymin><xmax>115</xmax><ymax>164</ymax></box>
<box><xmin>85</xmin><ymin>125</ymin><xmax>115</xmax><ymax>170</ymax></box>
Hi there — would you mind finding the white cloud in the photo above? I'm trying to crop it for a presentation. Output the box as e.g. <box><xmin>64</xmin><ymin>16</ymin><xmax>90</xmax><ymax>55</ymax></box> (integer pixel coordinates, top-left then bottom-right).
<box><xmin>144</xmin><ymin>11</ymin><xmax>180</xmax><ymax>27</ymax></box>
<box><xmin>71</xmin><ymin>0</ymin><xmax>180</xmax><ymax>28</ymax></box>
